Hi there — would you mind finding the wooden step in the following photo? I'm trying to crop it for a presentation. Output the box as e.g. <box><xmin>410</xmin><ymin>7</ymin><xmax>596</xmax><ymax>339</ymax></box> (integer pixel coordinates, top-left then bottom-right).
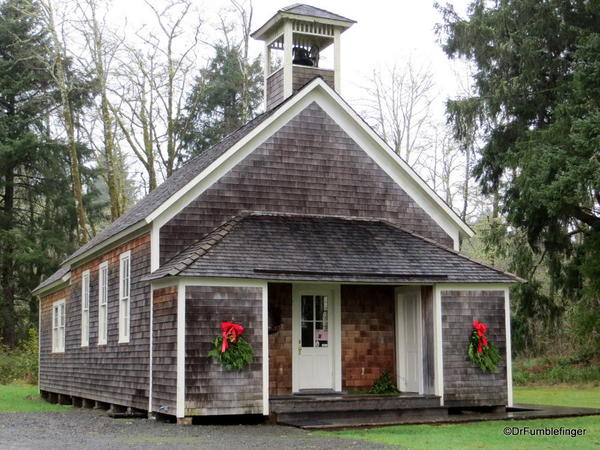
<box><xmin>270</xmin><ymin>394</ymin><xmax>441</xmax><ymax>415</ymax></box>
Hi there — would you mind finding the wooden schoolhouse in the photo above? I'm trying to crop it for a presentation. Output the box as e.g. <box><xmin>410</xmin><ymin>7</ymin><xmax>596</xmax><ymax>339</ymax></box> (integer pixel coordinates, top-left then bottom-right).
<box><xmin>34</xmin><ymin>4</ymin><xmax>520</xmax><ymax>425</ymax></box>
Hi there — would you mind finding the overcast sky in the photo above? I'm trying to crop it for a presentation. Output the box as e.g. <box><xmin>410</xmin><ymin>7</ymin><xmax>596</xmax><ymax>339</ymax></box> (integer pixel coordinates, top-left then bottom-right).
<box><xmin>111</xmin><ymin>0</ymin><xmax>472</xmax><ymax>115</ymax></box>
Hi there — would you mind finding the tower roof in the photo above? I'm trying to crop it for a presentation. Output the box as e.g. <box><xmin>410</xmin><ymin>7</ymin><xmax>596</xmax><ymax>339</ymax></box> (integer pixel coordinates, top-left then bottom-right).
<box><xmin>252</xmin><ymin>3</ymin><xmax>355</xmax><ymax>40</ymax></box>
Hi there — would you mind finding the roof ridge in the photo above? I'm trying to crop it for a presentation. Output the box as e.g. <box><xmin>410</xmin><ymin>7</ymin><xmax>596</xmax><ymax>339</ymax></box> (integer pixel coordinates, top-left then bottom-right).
<box><xmin>378</xmin><ymin>219</ymin><xmax>525</xmax><ymax>283</ymax></box>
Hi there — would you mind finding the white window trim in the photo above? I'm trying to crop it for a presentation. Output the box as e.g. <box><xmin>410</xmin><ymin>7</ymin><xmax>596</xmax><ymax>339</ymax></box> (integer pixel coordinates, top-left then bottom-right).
<box><xmin>98</xmin><ymin>261</ymin><xmax>108</xmax><ymax>345</ymax></box>
<box><xmin>52</xmin><ymin>299</ymin><xmax>66</xmax><ymax>353</ymax></box>
<box><xmin>118</xmin><ymin>251</ymin><xmax>131</xmax><ymax>343</ymax></box>
<box><xmin>81</xmin><ymin>270</ymin><xmax>90</xmax><ymax>347</ymax></box>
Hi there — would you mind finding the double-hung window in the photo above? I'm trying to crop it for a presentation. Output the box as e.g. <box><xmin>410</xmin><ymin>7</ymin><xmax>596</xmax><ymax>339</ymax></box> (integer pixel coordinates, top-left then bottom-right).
<box><xmin>118</xmin><ymin>251</ymin><xmax>131</xmax><ymax>343</ymax></box>
<box><xmin>98</xmin><ymin>261</ymin><xmax>108</xmax><ymax>345</ymax></box>
<box><xmin>81</xmin><ymin>270</ymin><xmax>90</xmax><ymax>347</ymax></box>
<box><xmin>52</xmin><ymin>299</ymin><xmax>65</xmax><ymax>353</ymax></box>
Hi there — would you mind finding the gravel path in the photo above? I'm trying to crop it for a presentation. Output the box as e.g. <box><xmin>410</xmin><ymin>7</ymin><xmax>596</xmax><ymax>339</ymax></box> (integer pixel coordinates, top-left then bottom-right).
<box><xmin>0</xmin><ymin>410</ymin><xmax>390</xmax><ymax>449</ymax></box>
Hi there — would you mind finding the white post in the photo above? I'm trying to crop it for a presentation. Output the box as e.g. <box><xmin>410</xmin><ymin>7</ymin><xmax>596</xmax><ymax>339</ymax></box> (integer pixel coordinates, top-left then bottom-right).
<box><xmin>504</xmin><ymin>287</ymin><xmax>513</xmax><ymax>407</ymax></box>
<box><xmin>262</xmin><ymin>284</ymin><xmax>269</xmax><ymax>415</ymax></box>
<box><xmin>283</xmin><ymin>21</ymin><xmax>293</xmax><ymax>99</ymax></box>
<box><xmin>334</xmin><ymin>28</ymin><xmax>341</xmax><ymax>93</ymax></box>
<box><xmin>433</xmin><ymin>286</ymin><xmax>444</xmax><ymax>406</ymax></box>
<box><xmin>263</xmin><ymin>42</ymin><xmax>270</xmax><ymax>111</ymax></box>
<box><xmin>176</xmin><ymin>282</ymin><xmax>185</xmax><ymax>418</ymax></box>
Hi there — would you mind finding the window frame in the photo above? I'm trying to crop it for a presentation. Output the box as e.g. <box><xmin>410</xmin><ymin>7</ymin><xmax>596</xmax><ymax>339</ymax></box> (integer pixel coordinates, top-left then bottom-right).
<box><xmin>81</xmin><ymin>270</ymin><xmax>90</xmax><ymax>347</ymax></box>
<box><xmin>98</xmin><ymin>261</ymin><xmax>108</xmax><ymax>345</ymax></box>
<box><xmin>52</xmin><ymin>299</ymin><xmax>66</xmax><ymax>353</ymax></box>
<box><xmin>118</xmin><ymin>251</ymin><xmax>131</xmax><ymax>343</ymax></box>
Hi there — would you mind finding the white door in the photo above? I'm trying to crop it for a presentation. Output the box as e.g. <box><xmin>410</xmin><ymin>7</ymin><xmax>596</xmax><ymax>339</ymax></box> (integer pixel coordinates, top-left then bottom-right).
<box><xmin>396</xmin><ymin>287</ymin><xmax>423</xmax><ymax>393</ymax></box>
<box><xmin>292</xmin><ymin>287</ymin><xmax>334</xmax><ymax>391</ymax></box>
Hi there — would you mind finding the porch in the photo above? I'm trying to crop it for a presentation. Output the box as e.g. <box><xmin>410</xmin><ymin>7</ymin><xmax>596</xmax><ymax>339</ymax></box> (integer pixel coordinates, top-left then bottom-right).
<box><xmin>270</xmin><ymin>392</ymin><xmax>443</xmax><ymax>428</ymax></box>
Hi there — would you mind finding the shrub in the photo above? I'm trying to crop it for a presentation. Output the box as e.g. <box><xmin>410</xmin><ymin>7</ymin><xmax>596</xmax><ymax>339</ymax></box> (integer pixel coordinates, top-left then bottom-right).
<box><xmin>369</xmin><ymin>370</ymin><xmax>400</xmax><ymax>394</ymax></box>
<box><xmin>0</xmin><ymin>329</ymin><xmax>38</xmax><ymax>385</ymax></box>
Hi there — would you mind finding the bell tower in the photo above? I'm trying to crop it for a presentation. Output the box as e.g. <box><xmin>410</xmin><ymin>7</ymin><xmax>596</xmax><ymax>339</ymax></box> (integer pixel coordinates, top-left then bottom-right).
<box><xmin>252</xmin><ymin>4</ymin><xmax>355</xmax><ymax>110</ymax></box>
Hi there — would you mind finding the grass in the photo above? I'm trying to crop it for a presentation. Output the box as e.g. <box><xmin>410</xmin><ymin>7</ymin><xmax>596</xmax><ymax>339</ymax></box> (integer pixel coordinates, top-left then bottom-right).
<box><xmin>320</xmin><ymin>386</ymin><xmax>600</xmax><ymax>449</ymax></box>
<box><xmin>0</xmin><ymin>383</ymin><xmax>71</xmax><ymax>413</ymax></box>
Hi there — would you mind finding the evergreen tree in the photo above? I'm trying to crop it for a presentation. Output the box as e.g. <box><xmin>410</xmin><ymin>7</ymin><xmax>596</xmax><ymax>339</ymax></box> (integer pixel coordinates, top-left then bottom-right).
<box><xmin>437</xmin><ymin>0</ymin><xmax>600</xmax><ymax>355</ymax></box>
<box><xmin>179</xmin><ymin>44</ymin><xmax>262</xmax><ymax>160</ymax></box>
<box><xmin>0</xmin><ymin>0</ymin><xmax>102</xmax><ymax>345</ymax></box>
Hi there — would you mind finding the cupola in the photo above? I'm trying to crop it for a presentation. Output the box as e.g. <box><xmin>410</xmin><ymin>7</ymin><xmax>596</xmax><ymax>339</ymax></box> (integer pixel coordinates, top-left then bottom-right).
<box><xmin>252</xmin><ymin>4</ymin><xmax>355</xmax><ymax>110</ymax></box>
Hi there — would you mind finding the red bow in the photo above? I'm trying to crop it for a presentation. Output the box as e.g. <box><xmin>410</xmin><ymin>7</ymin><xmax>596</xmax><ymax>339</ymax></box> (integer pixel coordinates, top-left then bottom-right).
<box><xmin>221</xmin><ymin>321</ymin><xmax>244</xmax><ymax>353</ymax></box>
<box><xmin>472</xmin><ymin>321</ymin><xmax>489</xmax><ymax>354</ymax></box>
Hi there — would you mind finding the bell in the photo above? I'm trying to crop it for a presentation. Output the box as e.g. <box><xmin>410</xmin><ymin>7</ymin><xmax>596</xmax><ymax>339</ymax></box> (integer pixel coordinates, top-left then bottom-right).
<box><xmin>292</xmin><ymin>47</ymin><xmax>314</xmax><ymax>66</ymax></box>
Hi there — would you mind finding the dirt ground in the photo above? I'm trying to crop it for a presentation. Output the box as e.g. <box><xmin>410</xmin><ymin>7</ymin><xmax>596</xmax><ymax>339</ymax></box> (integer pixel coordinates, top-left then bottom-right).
<box><xmin>0</xmin><ymin>409</ymin><xmax>390</xmax><ymax>449</ymax></box>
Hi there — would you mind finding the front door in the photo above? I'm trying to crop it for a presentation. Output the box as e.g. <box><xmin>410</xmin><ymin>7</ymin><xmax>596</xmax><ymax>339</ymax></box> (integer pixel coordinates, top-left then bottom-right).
<box><xmin>292</xmin><ymin>286</ymin><xmax>335</xmax><ymax>391</ymax></box>
<box><xmin>396</xmin><ymin>287</ymin><xmax>423</xmax><ymax>393</ymax></box>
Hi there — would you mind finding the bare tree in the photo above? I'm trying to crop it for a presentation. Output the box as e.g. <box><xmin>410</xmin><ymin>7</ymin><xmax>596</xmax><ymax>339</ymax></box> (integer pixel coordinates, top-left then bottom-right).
<box><xmin>21</xmin><ymin>0</ymin><xmax>91</xmax><ymax>244</ymax></box>
<box><xmin>362</xmin><ymin>59</ymin><xmax>434</xmax><ymax>165</ymax></box>
<box><xmin>76</xmin><ymin>0</ymin><xmax>126</xmax><ymax>220</ymax></box>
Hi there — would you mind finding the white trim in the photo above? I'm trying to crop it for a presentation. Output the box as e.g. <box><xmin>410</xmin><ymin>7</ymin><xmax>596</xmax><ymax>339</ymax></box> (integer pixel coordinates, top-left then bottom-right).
<box><xmin>150</xmin><ymin>222</ymin><xmax>160</xmax><ymax>272</ymax></box>
<box><xmin>504</xmin><ymin>287</ymin><xmax>513</xmax><ymax>407</ymax></box>
<box><xmin>432</xmin><ymin>286</ymin><xmax>444</xmax><ymax>405</ymax></box>
<box><xmin>283</xmin><ymin>20</ymin><xmax>293</xmax><ymax>99</ymax></box>
<box><xmin>333</xmin><ymin>28</ymin><xmax>341</xmax><ymax>92</ymax></box>
<box><xmin>33</xmin><ymin>271</ymin><xmax>71</xmax><ymax>297</ymax></box>
<box><xmin>52</xmin><ymin>298</ymin><xmax>66</xmax><ymax>353</ymax></box>
<box><xmin>81</xmin><ymin>270</ymin><xmax>90</xmax><ymax>347</ymax></box>
<box><xmin>176</xmin><ymin>282</ymin><xmax>186</xmax><ymax>418</ymax></box>
<box><xmin>118</xmin><ymin>251</ymin><xmax>131</xmax><ymax>344</ymax></box>
<box><xmin>261</xmin><ymin>283</ymin><xmax>269</xmax><ymax>415</ymax></box>
<box><xmin>436</xmin><ymin>283</ymin><xmax>510</xmax><ymax>291</ymax></box>
<box><xmin>395</xmin><ymin>286</ymin><xmax>423</xmax><ymax>394</ymax></box>
<box><xmin>291</xmin><ymin>283</ymin><xmax>340</xmax><ymax>393</ymax></box>
<box><xmin>145</xmin><ymin>78</ymin><xmax>470</xmax><ymax>269</ymax></box>
<box><xmin>65</xmin><ymin>220</ymin><xmax>148</xmax><ymax>267</ymax></box>
<box><xmin>97</xmin><ymin>261</ymin><xmax>109</xmax><ymax>345</ymax></box>
<box><xmin>333</xmin><ymin>284</ymin><xmax>342</xmax><ymax>392</ymax></box>
<box><xmin>148</xmin><ymin>287</ymin><xmax>154</xmax><ymax>413</ymax></box>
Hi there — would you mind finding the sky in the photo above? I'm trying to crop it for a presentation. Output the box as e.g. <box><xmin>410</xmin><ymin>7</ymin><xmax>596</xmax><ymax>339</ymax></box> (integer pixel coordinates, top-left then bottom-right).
<box><xmin>110</xmin><ymin>0</ymin><xmax>473</xmax><ymax>113</ymax></box>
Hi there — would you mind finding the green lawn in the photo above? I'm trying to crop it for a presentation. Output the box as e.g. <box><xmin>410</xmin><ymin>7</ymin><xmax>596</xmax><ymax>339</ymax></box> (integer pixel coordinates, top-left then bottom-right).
<box><xmin>321</xmin><ymin>386</ymin><xmax>600</xmax><ymax>449</ymax></box>
<box><xmin>0</xmin><ymin>383</ymin><xmax>71</xmax><ymax>412</ymax></box>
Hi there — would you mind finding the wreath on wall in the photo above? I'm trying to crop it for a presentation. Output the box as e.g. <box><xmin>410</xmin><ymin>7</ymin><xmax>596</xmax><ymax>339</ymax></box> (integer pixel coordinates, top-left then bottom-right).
<box><xmin>467</xmin><ymin>320</ymin><xmax>501</xmax><ymax>372</ymax></box>
<box><xmin>208</xmin><ymin>321</ymin><xmax>254</xmax><ymax>371</ymax></box>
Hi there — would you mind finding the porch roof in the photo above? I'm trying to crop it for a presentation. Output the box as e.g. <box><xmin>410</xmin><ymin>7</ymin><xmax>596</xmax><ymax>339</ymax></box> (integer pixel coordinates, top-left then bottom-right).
<box><xmin>146</xmin><ymin>213</ymin><xmax>522</xmax><ymax>284</ymax></box>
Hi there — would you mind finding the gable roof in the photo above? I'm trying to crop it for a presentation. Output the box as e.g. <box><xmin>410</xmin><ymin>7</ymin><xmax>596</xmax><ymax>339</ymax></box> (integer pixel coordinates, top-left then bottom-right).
<box><xmin>146</xmin><ymin>213</ymin><xmax>521</xmax><ymax>284</ymax></box>
<box><xmin>36</xmin><ymin>76</ymin><xmax>476</xmax><ymax>294</ymax></box>
<box><xmin>63</xmin><ymin>106</ymin><xmax>281</xmax><ymax>265</ymax></box>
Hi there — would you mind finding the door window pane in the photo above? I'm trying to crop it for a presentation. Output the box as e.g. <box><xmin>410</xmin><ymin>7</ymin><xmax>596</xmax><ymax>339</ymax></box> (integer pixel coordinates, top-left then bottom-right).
<box><xmin>301</xmin><ymin>295</ymin><xmax>313</xmax><ymax>320</ymax></box>
<box><xmin>301</xmin><ymin>321</ymin><xmax>313</xmax><ymax>347</ymax></box>
<box><xmin>315</xmin><ymin>321</ymin><xmax>328</xmax><ymax>347</ymax></box>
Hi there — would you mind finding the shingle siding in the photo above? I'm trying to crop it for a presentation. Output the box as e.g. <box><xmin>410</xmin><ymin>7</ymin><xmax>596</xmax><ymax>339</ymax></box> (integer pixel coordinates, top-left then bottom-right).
<box><xmin>160</xmin><ymin>102</ymin><xmax>454</xmax><ymax>264</ymax></box>
<box><xmin>441</xmin><ymin>290</ymin><xmax>508</xmax><ymax>406</ymax></box>
<box><xmin>39</xmin><ymin>234</ymin><xmax>151</xmax><ymax>410</ymax></box>
<box><xmin>185</xmin><ymin>285</ymin><xmax>264</xmax><ymax>415</ymax></box>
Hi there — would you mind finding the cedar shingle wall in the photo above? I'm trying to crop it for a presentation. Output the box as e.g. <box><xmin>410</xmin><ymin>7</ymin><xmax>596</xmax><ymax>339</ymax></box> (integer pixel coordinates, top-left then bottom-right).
<box><xmin>39</xmin><ymin>234</ymin><xmax>151</xmax><ymax>410</ymax></box>
<box><xmin>160</xmin><ymin>102</ymin><xmax>453</xmax><ymax>264</ymax></box>
<box><xmin>341</xmin><ymin>285</ymin><xmax>396</xmax><ymax>391</ymax></box>
<box><xmin>266</xmin><ymin>69</ymin><xmax>284</xmax><ymax>110</ymax></box>
<box><xmin>292</xmin><ymin>66</ymin><xmax>335</xmax><ymax>92</ymax></box>
<box><xmin>268</xmin><ymin>283</ymin><xmax>293</xmax><ymax>396</ymax></box>
<box><xmin>185</xmin><ymin>285</ymin><xmax>263</xmax><ymax>415</ymax></box>
<box><xmin>151</xmin><ymin>286</ymin><xmax>178</xmax><ymax>413</ymax></box>
<box><xmin>441</xmin><ymin>290</ymin><xmax>508</xmax><ymax>406</ymax></box>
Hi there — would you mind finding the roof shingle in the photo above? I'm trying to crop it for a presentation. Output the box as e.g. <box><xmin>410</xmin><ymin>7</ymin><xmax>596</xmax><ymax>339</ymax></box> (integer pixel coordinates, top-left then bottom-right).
<box><xmin>147</xmin><ymin>213</ymin><xmax>522</xmax><ymax>284</ymax></box>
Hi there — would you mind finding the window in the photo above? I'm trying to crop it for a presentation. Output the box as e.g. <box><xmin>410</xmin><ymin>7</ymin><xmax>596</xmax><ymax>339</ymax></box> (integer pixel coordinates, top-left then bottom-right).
<box><xmin>52</xmin><ymin>299</ymin><xmax>65</xmax><ymax>353</ymax></box>
<box><xmin>118</xmin><ymin>251</ymin><xmax>131</xmax><ymax>343</ymax></box>
<box><xmin>98</xmin><ymin>262</ymin><xmax>108</xmax><ymax>345</ymax></box>
<box><xmin>81</xmin><ymin>270</ymin><xmax>90</xmax><ymax>347</ymax></box>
